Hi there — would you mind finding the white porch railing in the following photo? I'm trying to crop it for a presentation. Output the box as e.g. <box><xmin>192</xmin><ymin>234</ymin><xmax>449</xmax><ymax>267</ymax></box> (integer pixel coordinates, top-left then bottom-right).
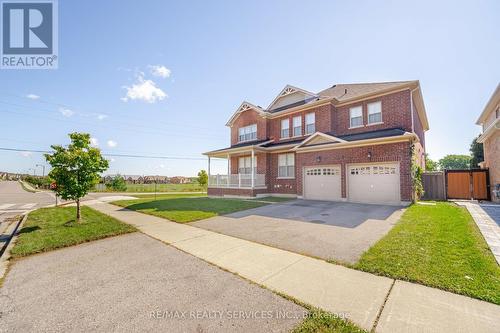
<box><xmin>208</xmin><ymin>174</ymin><xmax>266</xmax><ymax>188</ymax></box>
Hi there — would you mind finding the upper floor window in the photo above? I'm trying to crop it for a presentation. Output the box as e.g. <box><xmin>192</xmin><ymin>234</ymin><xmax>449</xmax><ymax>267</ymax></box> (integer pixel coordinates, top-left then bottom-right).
<box><xmin>278</xmin><ymin>153</ymin><xmax>295</xmax><ymax>178</ymax></box>
<box><xmin>281</xmin><ymin>119</ymin><xmax>289</xmax><ymax>138</ymax></box>
<box><xmin>305</xmin><ymin>112</ymin><xmax>315</xmax><ymax>134</ymax></box>
<box><xmin>238</xmin><ymin>124</ymin><xmax>257</xmax><ymax>142</ymax></box>
<box><xmin>349</xmin><ymin>106</ymin><xmax>363</xmax><ymax>128</ymax></box>
<box><xmin>238</xmin><ymin>156</ymin><xmax>256</xmax><ymax>174</ymax></box>
<box><xmin>367</xmin><ymin>101</ymin><xmax>382</xmax><ymax>124</ymax></box>
<box><xmin>293</xmin><ymin>116</ymin><xmax>302</xmax><ymax>136</ymax></box>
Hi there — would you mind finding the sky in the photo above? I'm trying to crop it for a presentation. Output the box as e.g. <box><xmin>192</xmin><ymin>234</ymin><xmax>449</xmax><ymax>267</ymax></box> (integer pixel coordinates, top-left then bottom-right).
<box><xmin>1</xmin><ymin>0</ymin><xmax>499</xmax><ymax>177</ymax></box>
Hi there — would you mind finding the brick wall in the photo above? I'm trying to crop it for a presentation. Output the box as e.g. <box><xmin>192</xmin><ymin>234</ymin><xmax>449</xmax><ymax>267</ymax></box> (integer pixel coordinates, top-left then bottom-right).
<box><xmin>267</xmin><ymin>104</ymin><xmax>333</xmax><ymax>143</ymax></box>
<box><xmin>267</xmin><ymin>152</ymin><xmax>297</xmax><ymax>194</ymax></box>
<box><xmin>332</xmin><ymin>90</ymin><xmax>412</xmax><ymax>136</ymax></box>
<box><xmin>230</xmin><ymin>109</ymin><xmax>268</xmax><ymax>145</ymax></box>
<box><xmin>295</xmin><ymin>141</ymin><xmax>413</xmax><ymax>201</ymax></box>
<box><xmin>208</xmin><ymin>187</ymin><xmax>268</xmax><ymax>197</ymax></box>
<box><xmin>484</xmin><ymin>131</ymin><xmax>500</xmax><ymax>202</ymax></box>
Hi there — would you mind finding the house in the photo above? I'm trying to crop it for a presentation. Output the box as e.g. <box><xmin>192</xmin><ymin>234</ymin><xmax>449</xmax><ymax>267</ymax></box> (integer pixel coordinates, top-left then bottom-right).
<box><xmin>170</xmin><ymin>176</ymin><xmax>190</xmax><ymax>184</ymax></box>
<box><xmin>476</xmin><ymin>83</ymin><xmax>500</xmax><ymax>202</ymax></box>
<box><xmin>204</xmin><ymin>81</ymin><xmax>428</xmax><ymax>205</ymax></box>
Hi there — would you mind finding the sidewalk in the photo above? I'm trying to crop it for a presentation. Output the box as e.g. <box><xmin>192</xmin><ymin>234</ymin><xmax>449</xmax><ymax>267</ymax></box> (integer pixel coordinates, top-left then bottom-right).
<box><xmin>457</xmin><ymin>201</ymin><xmax>500</xmax><ymax>265</ymax></box>
<box><xmin>89</xmin><ymin>202</ymin><xmax>500</xmax><ymax>332</ymax></box>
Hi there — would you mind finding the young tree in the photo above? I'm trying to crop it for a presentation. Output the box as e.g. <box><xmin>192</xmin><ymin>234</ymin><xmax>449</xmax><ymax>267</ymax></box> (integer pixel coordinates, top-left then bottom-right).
<box><xmin>469</xmin><ymin>135</ymin><xmax>484</xmax><ymax>169</ymax></box>
<box><xmin>197</xmin><ymin>170</ymin><xmax>208</xmax><ymax>187</ymax></box>
<box><xmin>424</xmin><ymin>153</ymin><xmax>438</xmax><ymax>171</ymax></box>
<box><xmin>438</xmin><ymin>154</ymin><xmax>470</xmax><ymax>170</ymax></box>
<box><xmin>45</xmin><ymin>133</ymin><xmax>109</xmax><ymax>221</ymax></box>
<box><xmin>106</xmin><ymin>175</ymin><xmax>127</xmax><ymax>191</ymax></box>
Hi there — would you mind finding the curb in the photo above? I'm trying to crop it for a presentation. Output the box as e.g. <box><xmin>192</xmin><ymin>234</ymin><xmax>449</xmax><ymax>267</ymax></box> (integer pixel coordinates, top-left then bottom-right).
<box><xmin>0</xmin><ymin>213</ymin><xmax>28</xmax><ymax>282</ymax></box>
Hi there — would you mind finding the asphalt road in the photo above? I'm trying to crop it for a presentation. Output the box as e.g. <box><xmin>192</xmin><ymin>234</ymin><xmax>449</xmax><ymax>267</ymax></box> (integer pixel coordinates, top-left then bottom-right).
<box><xmin>0</xmin><ymin>233</ymin><xmax>304</xmax><ymax>332</ymax></box>
<box><xmin>0</xmin><ymin>181</ymin><xmax>55</xmax><ymax>224</ymax></box>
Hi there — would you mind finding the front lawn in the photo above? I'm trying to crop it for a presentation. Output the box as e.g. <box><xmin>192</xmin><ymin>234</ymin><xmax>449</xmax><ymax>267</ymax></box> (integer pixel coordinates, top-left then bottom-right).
<box><xmin>11</xmin><ymin>206</ymin><xmax>136</xmax><ymax>258</ymax></box>
<box><xmin>354</xmin><ymin>202</ymin><xmax>500</xmax><ymax>305</ymax></box>
<box><xmin>253</xmin><ymin>196</ymin><xmax>296</xmax><ymax>203</ymax></box>
<box><xmin>113</xmin><ymin>197</ymin><xmax>268</xmax><ymax>223</ymax></box>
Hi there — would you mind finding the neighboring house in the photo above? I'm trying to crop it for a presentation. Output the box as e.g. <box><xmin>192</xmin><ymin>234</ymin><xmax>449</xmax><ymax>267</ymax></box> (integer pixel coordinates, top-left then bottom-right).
<box><xmin>170</xmin><ymin>176</ymin><xmax>190</xmax><ymax>184</ymax></box>
<box><xmin>476</xmin><ymin>83</ymin><xmax>500</xmax><ymax>202</ymax></box>
<box><xmin>123</xmin><ymin>175</ymin><xmax>143</xmax><ymax>184</ymax></box>
<box><xmin>204</xmin><ymin>81</ymin><xmax>429</xmax><ymax>205</ymax></box>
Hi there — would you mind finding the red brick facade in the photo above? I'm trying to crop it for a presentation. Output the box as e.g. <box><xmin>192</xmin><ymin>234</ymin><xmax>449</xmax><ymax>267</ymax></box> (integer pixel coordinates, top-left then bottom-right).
<box><xmin>212</xmin><ymin>88</ymin><xmax>425</xmax><ymax>202</ymax></box>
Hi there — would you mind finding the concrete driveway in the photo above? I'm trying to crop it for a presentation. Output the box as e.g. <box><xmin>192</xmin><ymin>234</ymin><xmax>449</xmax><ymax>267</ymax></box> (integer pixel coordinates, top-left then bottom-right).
<box><xmin>191</xmin><ymin>200</ymin><xmax>404</xmax><ymax>264</ymax></box>
<box><xmin>0</xmin><ymin>233</ymin><xmax>304</xmax><ymax>332</ymax></box>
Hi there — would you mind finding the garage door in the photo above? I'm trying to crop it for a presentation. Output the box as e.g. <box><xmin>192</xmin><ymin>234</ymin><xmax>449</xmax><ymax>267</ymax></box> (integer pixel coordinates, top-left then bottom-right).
<box><xmin>304</xmin><ymin>166</ymin><xmax>341</xmax><ymax>201</ymax></box>
<box><xmin>348</xmin><ymin>164</ymin><xmax>400</xmax><ymax>204</ymax></box>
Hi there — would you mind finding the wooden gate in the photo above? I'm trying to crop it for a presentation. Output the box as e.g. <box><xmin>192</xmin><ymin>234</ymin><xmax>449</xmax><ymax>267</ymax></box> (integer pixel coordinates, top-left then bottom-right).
<box><xmin>445</xmin><ymin>169</ymin><xmax>490</xmax><ymax>200</ymax></box>
<box><xmin>422</xmin><ymin>172</ymin><xmax>446</xmax><ymax>200</ymax></box>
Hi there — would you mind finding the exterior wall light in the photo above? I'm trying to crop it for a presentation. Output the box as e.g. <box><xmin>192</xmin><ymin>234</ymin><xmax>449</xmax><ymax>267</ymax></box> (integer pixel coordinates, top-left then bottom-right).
<box><xmin>316</xmin><ymin>156</ymin><xmax>321</xmax><ymax>163</ymax></box>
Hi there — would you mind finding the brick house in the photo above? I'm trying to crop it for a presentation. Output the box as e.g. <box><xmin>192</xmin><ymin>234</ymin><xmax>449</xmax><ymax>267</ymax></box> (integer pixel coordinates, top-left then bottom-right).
<box><xmin>204</xmin><ymin>81</ymin><xmax>429</xmax><ymax>205</ymax></box>
<box><xmin>476</xmin><ymin>83</ymin><xmax>500</xmax><ymax>202</ymax></box>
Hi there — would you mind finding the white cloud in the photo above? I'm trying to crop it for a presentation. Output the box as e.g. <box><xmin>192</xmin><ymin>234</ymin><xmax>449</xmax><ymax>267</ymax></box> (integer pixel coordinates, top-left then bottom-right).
<box><xmin>26</xmin><ymin>94</ymin><xmax>40</xmax><ymax>100</ymax></box>
<box><xmin>121</xmin><ymin>74</ymin><xmax>167</xmax><ymax>103</ymax></box>
<box><xmin>149</xmin><ymin>65</ymin><xmax>171</xmax><ymax>78</ymax></box>
<box><xmin>109</xmin><ymin>158</ymin><xmax>116</xmax><ymax>163</ymax></box>
<box><xmin>58</xmin><ymin>107</ymin><xmax>74</xmax><ymax>117</ymax></box>
<box><xmin>107</xmin><ymin>140</ymin><xmax>117</xmax><ymax>148</ymax></box>
<box><xmin>19</xmin><ymin>151</ymin><xmax>32</xmax><ymax>157</ymax></box>
<box><xmin>90</xmin><ymin>137</ymin><xmax>99</xmax><ymax>147</ymax></box>
<box><xmin>97</xmin><ymin>114</ymin><xmax>108</xmax><ymax>120</ymax></box>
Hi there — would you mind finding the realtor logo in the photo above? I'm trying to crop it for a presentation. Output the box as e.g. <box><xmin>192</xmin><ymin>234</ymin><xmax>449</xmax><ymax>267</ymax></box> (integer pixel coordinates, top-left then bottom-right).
<box><xmin>1</xmin><ymin>0</ymin><xmax>58</xmax><ymax>69</ymax></box>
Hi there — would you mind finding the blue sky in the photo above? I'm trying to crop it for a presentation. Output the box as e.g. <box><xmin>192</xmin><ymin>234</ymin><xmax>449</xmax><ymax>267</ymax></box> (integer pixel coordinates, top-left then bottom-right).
<box><xmin>1</xmin><ymin>0</ymin><xmax>499</xmax><ymax>176</ymax></box>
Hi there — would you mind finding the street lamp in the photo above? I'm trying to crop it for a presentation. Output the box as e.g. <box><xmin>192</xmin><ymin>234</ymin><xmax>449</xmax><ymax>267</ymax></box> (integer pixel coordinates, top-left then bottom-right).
<box><xmin>36</xmin><ymin>164</ymin><xmax>46</xmax><ymax>177</ymax></box>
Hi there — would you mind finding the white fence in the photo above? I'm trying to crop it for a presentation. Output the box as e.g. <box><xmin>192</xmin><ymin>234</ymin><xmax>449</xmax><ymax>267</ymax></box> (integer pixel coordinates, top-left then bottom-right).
<box><xmin>208</xmin><ymin>174</ymin><xmax>265</xmax><ymax>188</ymax></box>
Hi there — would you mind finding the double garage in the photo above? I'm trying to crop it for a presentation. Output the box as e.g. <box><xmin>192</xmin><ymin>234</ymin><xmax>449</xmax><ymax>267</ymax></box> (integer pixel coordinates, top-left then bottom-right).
<box><xmin>303</xmin><ymin>163</ymin><xmax>401</xmax><ymax>205</ymax></box>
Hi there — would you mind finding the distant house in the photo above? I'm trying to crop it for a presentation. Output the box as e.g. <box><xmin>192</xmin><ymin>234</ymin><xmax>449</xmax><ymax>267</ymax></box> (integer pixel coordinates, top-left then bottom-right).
<box><xmin>143</xmin><ymin>175</ymin><xmax>169</xmax><ymax>184</ymax></box>
<box><xmin>476</xmin><ymin>83</ymin><xmax>500</xmax><ymax>202</ymax></box>
<box><xmin>170</xmin><ymin>176</ymin><xmax>190</xmax><ymax>184</ymax></box>
<box><xmin>122</xmin><ymin>175</ymin><xmax>143</xmax><ymax>184</ymax></box>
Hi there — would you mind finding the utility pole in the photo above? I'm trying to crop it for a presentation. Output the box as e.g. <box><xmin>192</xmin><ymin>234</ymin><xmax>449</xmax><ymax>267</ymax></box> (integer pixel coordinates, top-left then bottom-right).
<box><xmin>36</xmin><ymin>164</ymin><xmax>45</xmax><ymax>177</ymax></box>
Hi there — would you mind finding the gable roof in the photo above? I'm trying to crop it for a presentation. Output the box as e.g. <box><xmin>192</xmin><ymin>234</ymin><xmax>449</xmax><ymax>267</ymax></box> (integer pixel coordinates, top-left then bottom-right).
<box><xmin>267</xmin><ymin>85</ymin><xmax>317</xmax><ymax>111</ymax></box>
<box><xmin>226</xmin><ymin>101</ymin><xmax>266</xmax><ymax>126</ymax></box>
<box><xmin>476</xmin><ymin>83</ymin><xmax>500</xmax><ymax>125</ymax></box>
<box><xmin>293</xmin><ymin>132</ymin><xmax>347</xmax><ymax>149</ymax></box>
<box><xmin>318</xmin><ymin>81</ymin><xmax>418</xmax><ymax>102</ymax></box>
<box><xmin>225</xmin><ymin>80</ymin><xmax>428</xmax><ymax>129</ymax></box>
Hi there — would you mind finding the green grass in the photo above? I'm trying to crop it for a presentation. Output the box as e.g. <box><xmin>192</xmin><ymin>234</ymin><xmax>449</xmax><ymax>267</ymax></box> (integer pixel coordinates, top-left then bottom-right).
<box><xmin>94</xmin><ymin>183</ymin><xmax>205</xmax><ymax>193</ymax></box>
<box><xmin>133</xmin><ymin>193</ymin><xmax>206</xmax><ymax>200</ymax></box>
<box><xmin>113</xmin><ymin>197</ymin><xmax>268</xmax><ymax>223</ymax></box>
<box><xmin>253</xmin><ymin>196</ymin><xmax>296</xmax><ymax>203</ymax></box>
<box><xmin>293</xmin><ymin>310</ymin><xmax>366</xmax><ymax>333</ymax></box>
<box><xmin>11</xmin><ymin>206</ymin><xmax>136</xmax><ymax>258</ymax></box>
<box><xmin>354</xmin><ymin>202</ymin><xmax>500</xmax><ymax>305</ymax></box>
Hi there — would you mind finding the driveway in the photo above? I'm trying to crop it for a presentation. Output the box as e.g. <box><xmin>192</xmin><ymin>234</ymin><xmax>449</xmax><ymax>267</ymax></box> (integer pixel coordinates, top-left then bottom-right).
<box><xmin>0</xmin><ymin>233</ymin><xmax>304</xmax><ymax>332</ymax></box>
<box><xmin>191</xmin><ymin>200</ymin><xmax>404</xmax><ymax>264</ymax></box>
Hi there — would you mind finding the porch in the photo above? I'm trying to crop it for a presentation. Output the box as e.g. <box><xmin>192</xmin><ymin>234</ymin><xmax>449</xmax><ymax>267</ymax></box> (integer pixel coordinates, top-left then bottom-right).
<box><xmin>204</xmin><ymin>143</ymin><xmax>268</xmax><ymax>191</ymax></box>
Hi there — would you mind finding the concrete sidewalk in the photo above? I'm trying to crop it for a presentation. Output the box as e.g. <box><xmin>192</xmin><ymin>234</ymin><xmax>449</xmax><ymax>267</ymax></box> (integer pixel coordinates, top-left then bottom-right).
<box><xmin>89</xmin><ymin>202</ymin><xmax>500</xmax><ymax>332</ymax></box>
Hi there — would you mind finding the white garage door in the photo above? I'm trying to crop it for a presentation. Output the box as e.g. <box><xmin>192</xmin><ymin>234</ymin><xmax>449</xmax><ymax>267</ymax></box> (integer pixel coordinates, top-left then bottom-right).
<box><xmin>348</xmin><ymin>164</ymin><xmax>400</xmax><ymax>204</ymax></box>
<box><xmin>304</xmin><ymin>166</ymin><xmax>341</xmax><ymax>201</ymax></box>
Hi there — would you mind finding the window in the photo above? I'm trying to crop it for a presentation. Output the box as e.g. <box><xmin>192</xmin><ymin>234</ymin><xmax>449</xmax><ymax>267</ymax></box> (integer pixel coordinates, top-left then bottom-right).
<box><xmin>280</xmin><ymin>119</ymin><xmax>289</xmax><ymax>138</ymax></box>
<box><xmin>367</xmin><ymin>101</ymin><xmax>382</xmax><ymax>124</ymax></box>
<box><xmin>278</xmin><ymin>153</ymin><xmax>295</xmax><ymax>178</ymax></box>
<box><xmin>293</xmin><ymin>116</ymin><xmax>302</xmax><ymax>136</ymax></box>
<box><xmin>496</xmin><ymin>108</ymin><xmax>500</xmax><ymax>119</ymax></box>
<box><xmin>238</xmin><ymin>124</ymin><xmax>257</xmax><ymax>142</ymax></box>
<box><xmin>238</xmin><ymin>156</ymin><xmax>257</xmax><ymax>174</ymax></box>
<box><xmin>305</xmin><ymin>113</ymin><xmax>315</xmax><ymax>134</ymax></box>
<box><xmin>349</xmin><ymin>106</ymin><xmax>363</xmax><ymax>128</ymax></box>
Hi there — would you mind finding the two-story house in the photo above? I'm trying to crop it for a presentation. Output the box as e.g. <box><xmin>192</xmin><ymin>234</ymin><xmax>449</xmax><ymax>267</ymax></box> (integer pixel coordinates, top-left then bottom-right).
<box><xmin>476</xmin><ymin>83</ymin><xmax>500</xmax><ymax>202</ymax></box>
<box><xmin>204</xmin><ymin>80</ymin><xmax>429</xmax><ymax>205</ymax></box>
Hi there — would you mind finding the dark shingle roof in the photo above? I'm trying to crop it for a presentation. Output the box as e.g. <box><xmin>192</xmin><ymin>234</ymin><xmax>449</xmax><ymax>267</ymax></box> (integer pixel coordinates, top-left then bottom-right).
<box><xmin>335</xmin><ymin>128</ymin><xmax>407</xmax><ymax>141</ymax></box>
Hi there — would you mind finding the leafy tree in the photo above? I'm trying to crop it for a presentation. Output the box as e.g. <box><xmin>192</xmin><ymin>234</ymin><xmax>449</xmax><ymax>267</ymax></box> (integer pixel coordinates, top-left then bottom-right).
<box><xmin>106</xmin><ymin>175</ymin><xmax>127</xmax><ymax>191</ymax></box>
<box><xmin>424</xmin><ymin>153</ymin><xmax>438</xmax><ymax>171</ymax></box>
<box><xmin>197</xmin><ymin>170</ymin><xmax>208</xmax><ymax>187</ymax></box>
<box><xmin>45</xmin><ymin>133</ymin><xmax>109</xmax><ymax>221</ymax></box>
<box><xmin>469</xmin><ymin>135</ymin><xmax>484</xmax><ymax>169</ymax></box>
<box><xmin>438</xmin><ymin>154</ymin><xmax>470</xmax><ymax>170</ymax></box>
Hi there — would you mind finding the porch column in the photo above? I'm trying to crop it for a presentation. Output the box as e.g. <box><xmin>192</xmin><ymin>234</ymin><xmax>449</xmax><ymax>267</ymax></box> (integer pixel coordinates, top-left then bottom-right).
<box><xmin>227</xmin><ymin>154</ymin><xmax>230</xmax><ymax>175</ymax></box>
<box><xmin>251</xmin><ymin>150</ymin><xmax>255</xmax><ymax>188</ymax></box>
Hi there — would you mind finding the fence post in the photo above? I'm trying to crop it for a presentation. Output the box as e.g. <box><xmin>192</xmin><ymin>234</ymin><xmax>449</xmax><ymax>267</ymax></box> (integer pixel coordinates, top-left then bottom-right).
<box><xmin>238</xmin><ymin>173</ymin><xmax>241</xmax><ymax>188</ymax></box>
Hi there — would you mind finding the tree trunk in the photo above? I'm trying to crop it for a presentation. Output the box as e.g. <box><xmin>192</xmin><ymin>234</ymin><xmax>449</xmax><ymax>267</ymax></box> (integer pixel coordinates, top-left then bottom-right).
<box><xmin>76</xmin><ymin>199</ymin><xmax>81</xmax><ymax>222</ymax></box>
